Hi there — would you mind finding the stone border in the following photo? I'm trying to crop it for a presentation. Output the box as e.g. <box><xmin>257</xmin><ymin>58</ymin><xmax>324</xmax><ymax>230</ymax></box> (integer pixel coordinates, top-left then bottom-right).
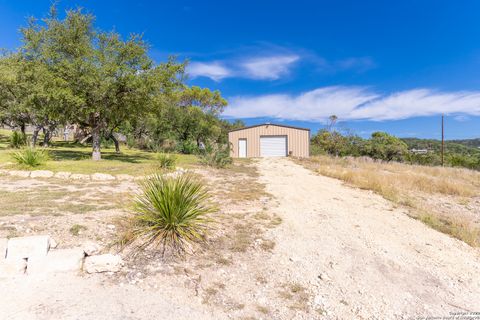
<box><xmin>0</xmin><ymin>168</ymin><xmax>187</xmax><ymax>182</ymax></box>
<box><xmin>0</xmin><ymin>235</ymin><xmax>123</xmax><ymax>277</ymax></box>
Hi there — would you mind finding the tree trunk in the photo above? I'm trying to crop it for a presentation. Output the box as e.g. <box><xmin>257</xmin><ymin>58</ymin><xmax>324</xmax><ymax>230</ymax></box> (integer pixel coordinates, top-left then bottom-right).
<box><xmin>20</xmin><ymin>123</ymin><xmax>26</xmax><ymax>135</ymax></box>
<box><xmin>32</xmin><ymin>125</ymin><xmax>42</xmax><ymax>147</ymax></box>
<box><xmin>92</xmin><ymin>126</ymin><xmax>102</xmax><ymax>161</ymax></box>
<box><xmin>109</xmin><ymin>133</ymin><xmax>120</xmax><ymax>153</ymax></box>
<box><xmin>42</xmin><ymin>128</ymin><xmax>51</xmax><ymax>147</ymax></box>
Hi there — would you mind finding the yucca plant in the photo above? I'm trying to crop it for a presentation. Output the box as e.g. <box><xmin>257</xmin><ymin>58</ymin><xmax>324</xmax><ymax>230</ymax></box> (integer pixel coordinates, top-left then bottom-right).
<box><xmin>12</xmin><ymin>147</ymin><xmax>49</xmax><ymax>167</ymax></box>
<box><xmin>127</xmin><ymin>173</ymin><xmax>215</xmax><ymax>254</ymax></box>
<box><xmin>9</xmin><ymin>131</ymin><xmax>27</xmax><ymax>148</ymax></box>
<box><xmin>157</xmin><ymin>153</ymin><xmax>177</xmax><ymax>170</ymax></box>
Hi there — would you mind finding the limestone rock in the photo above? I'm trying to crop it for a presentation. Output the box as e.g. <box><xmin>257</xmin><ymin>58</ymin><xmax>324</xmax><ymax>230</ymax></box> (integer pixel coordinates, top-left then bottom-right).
<box><xmin>8</xmin><ymin>170</ymin><xmax>30</xmax><ymax>178</ymax></box>
<box><xmin>0</xmin><ymin>238</ymin><xmax>7</xmax><ymax>259</ymax></box>
<box><xmin>7</xmin><ymin>235</ymin><xmax>50</xmax><ymax>259</ymax></box>
<box><xmin>116</xmin><ymin>174</ymin><xmax>135</xmax><ymax>181</ymax></box>
<box><xmin>70</xmin><ymin>173</ymin><xmax>90</xmax><ymax>181</ymax></box>
<box><xmin>49</xmin><ymin>238</ymin><xmax>58</xmax><ymax>249</ymax></box>
<box><xmin>30</xmin><ymin>170</ymin><xmax>54</xmax><ymax>178</ymax></box>
<box><xmin>82</xmin><ymin>241</ymin><xmax>101</xmax><ymax>256</ymax></box>
<box><xmin>54</xmin><ymin>171</ymin><xmax>71</xmax><ymax>179</ymax></box>
<box><xmin>28</xmin><ymin>248</ymin><xmax>85</xmax><ymax>274</ymax></box>
<box><xmin>84</xmin><ymin>254</ymin><xmax>123</xmax><ymax>273</ymax></box>
<box><xmin>0</xmin><ymin>258</ymin><xmax>27</xmax><ymax>277</ymax></box>
<box><xmin>91</xmin><ymin>173</ymin><xmax>115</xmax><ymax>181</ymax></box>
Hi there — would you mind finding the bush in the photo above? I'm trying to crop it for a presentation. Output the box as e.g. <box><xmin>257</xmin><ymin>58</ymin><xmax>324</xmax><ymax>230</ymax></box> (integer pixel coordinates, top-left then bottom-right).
<box><xmin>9</xmin><ymin>131</ymin><xmax>27</xmax><ymax>148</ymax></box>
<box><xmin>157</xmin><ymin>153</ymin><xmax>177</xmax><ymax>170</ymax></box>
<box><xmin>12</xmin><ymin>147</ymin><xmax>49</xmax><ymax>167</ymax></box>
<box><xmin>198</xmin><ymin>143</ymin><xmax>232</xmax><ymax>168</ymax></box>
<box><xmin>126</xmin><ymin>173</ymin><xmax>215</xmax><ymax>254</ymax></box>
<box><xmin>178</xmin><ymin>140</ymin><xmax>198</xmax><ymax>154</ymax></box>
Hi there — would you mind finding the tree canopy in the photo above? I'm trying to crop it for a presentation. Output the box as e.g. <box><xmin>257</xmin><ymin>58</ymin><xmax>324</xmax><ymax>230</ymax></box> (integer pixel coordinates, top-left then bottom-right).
<box><xmin>0</xmin><ymin>6</ymin><xmax>238</xmax><ymax>160</ymax></box>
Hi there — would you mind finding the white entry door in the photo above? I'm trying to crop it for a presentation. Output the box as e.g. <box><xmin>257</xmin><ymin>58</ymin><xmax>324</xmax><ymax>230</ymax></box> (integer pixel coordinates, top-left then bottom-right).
<box><xmin>238</xmin><ymin>139</ymin><xmax>247</xmax><ymax>158</ymax></box>
<box><xmin>260</xmin><ymin>136</ymin><xmax>287</xmax><ymax>157</ymax></box>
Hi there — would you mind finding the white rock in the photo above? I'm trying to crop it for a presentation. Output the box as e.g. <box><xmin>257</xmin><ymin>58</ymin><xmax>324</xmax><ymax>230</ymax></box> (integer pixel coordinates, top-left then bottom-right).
<box><xmin>84</xmin><ymin>254</ymin><xmax>123</xmax><ymax>273</ymax></box>
<box><xmin>49</xmin><ymin>238</ymin><xmax>58</xmax><ymax>249</ymax></box>
<box><xmin>0</xmin><ymin>238</ymin><xmax>7</xmax><ymax>259</ymax></box>
<box><xmin>116</xmin><ymin>174</ymin><xmax>135</xmax><ymax>181</ymax></box>
<box><xmin>0</xmin><ymin>169</ymin><xmax>8</xmax><ymax>175</ymax></box>
<box><xmin>70</xmin><ymin>173</ymin><xmax>91</xmax><ymax>181</ymax></box>
<box><xmin>319</xmin><ymin>273</ymin><xmax>331</xmax><ymax>281</ymax></box>
<box><xmin>54</xmin><ymin>171</ymin><xmax>71</xmax><ymax>179</ymax></box>
<box><xmin>0</xmin><ymin>258</ymin><xmax>27</xmax><ymax>277</ymax></box>
<box><xmin>7</xmin><ymin>235</ymin><xmax>50</xmax><ymax>259</ymax></box>
<box><xmin>82</xmin><ymin>241</ymin><xmax>101</xmax><ymax>256</ymax></box>
<box><xmin>8</xmin><ymin>170</ymin><xmax>30</xmax><ymax>178</ymax></box>
<box><xmin>106</xmin><ymin>224</ymin><xmax>116</xmax><ymax>230</ymax></box>
<box><xmin>30</xmin><ymin>170</ymin><xmax>54</xmax><ymax>178</ymax></box>
<box><xmin>91</xmin><ymin>173</ymin><xmax>116</xmax><ymax>181</ymax></box>
<box><xmin>28</xmin><ymin>248</ymin><xmax>85</xmax><ymax>274</ymax></box>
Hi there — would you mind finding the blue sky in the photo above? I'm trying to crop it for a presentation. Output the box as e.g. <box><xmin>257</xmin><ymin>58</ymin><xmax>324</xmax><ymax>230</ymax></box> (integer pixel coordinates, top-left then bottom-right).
<box><xmin>1</xmin><ymin>0</ymin><xmax>480</xmax><ymax>139</ymax></box>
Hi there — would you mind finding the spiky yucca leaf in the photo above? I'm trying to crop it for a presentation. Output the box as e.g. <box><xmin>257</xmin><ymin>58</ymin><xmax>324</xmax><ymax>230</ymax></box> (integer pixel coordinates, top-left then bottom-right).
<box><xmin>130</xmin><ymin>173</ymin><xmax>215</xmax><ymax>254</ymax></box>
<box><xmin>12</xmin><ymin>147</ymin><xmax>49</xmax><ymax>167</ymax></box>
<box><xmin>157</xmin><ymin>153</ymin><xmax>177</xmax><ymax>170</ymax></box>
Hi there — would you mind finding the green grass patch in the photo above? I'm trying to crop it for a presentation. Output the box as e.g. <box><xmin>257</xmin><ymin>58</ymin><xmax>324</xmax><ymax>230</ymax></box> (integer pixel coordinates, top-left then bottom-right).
<box><xmin>0</xmin><ymin>130</ymin><xmax>197</xmax><ymax>175</ymax></box>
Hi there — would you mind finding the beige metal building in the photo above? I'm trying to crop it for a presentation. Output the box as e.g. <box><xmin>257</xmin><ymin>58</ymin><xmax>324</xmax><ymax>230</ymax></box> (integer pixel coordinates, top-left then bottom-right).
<box><xmin>228</xmin><ymin>123</ymin><xmax>310</xmax><ymax>158</ymax></box>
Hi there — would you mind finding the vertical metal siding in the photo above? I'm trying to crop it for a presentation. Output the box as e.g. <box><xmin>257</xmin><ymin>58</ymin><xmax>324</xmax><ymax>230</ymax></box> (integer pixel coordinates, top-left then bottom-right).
<box><xmin>228</xmin><ymin>124</ymin><xmax>310</xmax><ymax>158</ymax></box>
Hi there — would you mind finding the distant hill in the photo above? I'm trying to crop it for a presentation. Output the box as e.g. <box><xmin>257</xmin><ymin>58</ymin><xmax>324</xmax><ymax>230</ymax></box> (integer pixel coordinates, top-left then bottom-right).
<box><xmin>401</xmin><ymin>138</ymin><xmax>480</xmax><ymax>155</ymax></box>
<box><xmin>450</xmin><ymin>138</ymin><xmax>480</xmax><ymax>148</ymax></box>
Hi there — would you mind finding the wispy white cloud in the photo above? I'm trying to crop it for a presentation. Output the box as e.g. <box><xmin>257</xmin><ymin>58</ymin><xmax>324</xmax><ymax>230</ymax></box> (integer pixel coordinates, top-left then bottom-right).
<box><xmin>187</xmin><ymin>62</ymin><xmax>231</xmax><ymax>81</ymax></box>
<box><xmin>187</xmin><ymin>54</ymin><xmax>299</xmax><ymax>81</ymax></box>
<box><xmin>336</xmin><ymin>57</ymin><xmax>376</xmax><ymax>72</ymax></box>
<box><xmin>240</xmin><ymin>55</ymin><xmax>300</xmax><ymax>80</ymax></box>
<box><xmin>224</xmin><ymin>87</ymin><xmax>480</xmax><ymax>121</ymax></box>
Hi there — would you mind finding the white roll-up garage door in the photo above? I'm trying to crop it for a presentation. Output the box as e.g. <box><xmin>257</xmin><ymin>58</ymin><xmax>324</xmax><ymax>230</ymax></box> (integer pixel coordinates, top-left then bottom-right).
<box><xmin>260</xmin><ymin>136</ymin><xmax>287</xmax><ymax>157</ymax></box>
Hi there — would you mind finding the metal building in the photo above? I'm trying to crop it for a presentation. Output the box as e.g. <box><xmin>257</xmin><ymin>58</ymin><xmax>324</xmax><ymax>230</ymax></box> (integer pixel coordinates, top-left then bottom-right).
<box><xmin>228</xmin><ymin>123</ymin><xmax>310</xmax><ymax>158</ymax></box>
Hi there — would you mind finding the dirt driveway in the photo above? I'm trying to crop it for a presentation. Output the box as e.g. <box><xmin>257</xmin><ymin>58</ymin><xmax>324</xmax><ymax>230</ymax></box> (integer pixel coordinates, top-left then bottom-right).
<box><xmin>1</xmin><ymin>158</ymin><xmax>480</xmax><ymax>319</ymax></box>
<box><xmin>258</xmin><ymin>157</ymin><xmax>480</xmax><ymax>318</ymax></box>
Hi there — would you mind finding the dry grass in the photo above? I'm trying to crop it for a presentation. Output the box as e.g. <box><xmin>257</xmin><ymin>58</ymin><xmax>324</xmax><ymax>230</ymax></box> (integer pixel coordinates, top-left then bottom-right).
<box><xmin>298</xmin><ymin>156</ymin><xmax>480</xmax><ymax>246</ymax></box>
<box><xmin>278</xmin><ymin>282</ymin><xmax>310</xmax><ymax>312</ymax></box>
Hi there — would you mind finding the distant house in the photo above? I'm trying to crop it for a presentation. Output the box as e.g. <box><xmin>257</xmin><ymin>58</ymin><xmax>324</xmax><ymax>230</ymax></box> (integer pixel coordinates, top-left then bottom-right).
<box><xmin>410</xmin><ymin>148</ymin><xmax>429</xmax><ymax>154</ymax></box>
<box><xmin>228</xmin><ymin>123</ymin><xmax>310</xmax><ymax>158</ymax></box>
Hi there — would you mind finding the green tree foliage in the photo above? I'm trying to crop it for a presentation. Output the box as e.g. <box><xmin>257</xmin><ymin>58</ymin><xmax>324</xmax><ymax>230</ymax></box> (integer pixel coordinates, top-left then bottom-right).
<box><xmin>364</xmin><ymin>132</ymin><xmax>409</xmax><ymax>161</ymax></box>
<box><xmin>13</xmin><ymin>6</ymin><xmax>185</xmax><ymax>160</ymax></box>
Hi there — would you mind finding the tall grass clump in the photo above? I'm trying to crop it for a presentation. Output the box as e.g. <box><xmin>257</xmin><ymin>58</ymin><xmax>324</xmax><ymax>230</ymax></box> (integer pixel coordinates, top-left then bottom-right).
<box><xmin>198</xmin><ymin>143</ymin><xmax>232</xmax><ymax>168</ymax></box>
<box><xmin>9</xmin><ymin>131</ymin><xmax>27</xmax><ymax>148</ymax></box>
<box><xmin>124</xmin><ymin>173</ymin><xmax>215</xmax><ymax>254</ymax></box>
<box><xmin>157</xmin><ymin>153</ymin><xmax>177</xmax><ymax>170</ymax></box>
<box><xmin>12</xmin><ymin>147</ymin><xmax>49</xmax><ymax>167</ymax></box>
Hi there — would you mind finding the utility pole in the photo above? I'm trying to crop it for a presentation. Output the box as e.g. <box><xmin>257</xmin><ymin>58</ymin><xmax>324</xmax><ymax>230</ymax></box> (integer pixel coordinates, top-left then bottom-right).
<box><xmin>441</xmin><ymin>114</ymin><xmax>445</xmax><ymax>166</ymax></box>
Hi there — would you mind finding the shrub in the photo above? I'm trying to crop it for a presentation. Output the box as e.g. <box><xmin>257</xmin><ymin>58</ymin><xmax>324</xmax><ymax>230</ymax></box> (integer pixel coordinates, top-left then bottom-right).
<box><xmin>157</xmin><ymin>153</ymin><xmax>177</xmax><ymax>170</ymax></box>
<box><xmin>126</xmin><ymin>173</ymin><xmax>215</xmax><ymax>254</ymax></box>
<box><xmin>178</xmin><ymin>140</ymin><xmax>198</xmax><ymax>154</ymax></box>
<box><xmin>198</xmin><ymin>143</ymin><xmax>232</xmax><ymax>168</ymax></box>
<box><xmin>12</xmin><ymin>147</ymin><xmax>49</xmax><ymax>167</ymax></box>
<box><xmin>9</xmin><ymin>131</ymin><xmax>27</xmax><ymax>148</ymax></box>
<box><xmin>69</xmin><ymin>224</ymin><xmax>87</xmax><ymax>236</ymax></box>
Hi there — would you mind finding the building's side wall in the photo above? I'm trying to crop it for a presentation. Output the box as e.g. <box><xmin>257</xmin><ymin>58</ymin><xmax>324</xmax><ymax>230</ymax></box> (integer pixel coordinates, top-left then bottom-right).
<box><xmin>228</xmin><ymin>125</ymin><xmax>310</xmax><ymax>158</ymax></box>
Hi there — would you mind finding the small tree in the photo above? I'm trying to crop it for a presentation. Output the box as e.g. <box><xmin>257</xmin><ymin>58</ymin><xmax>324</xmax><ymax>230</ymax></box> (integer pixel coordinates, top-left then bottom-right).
<box><xmin>363</xmin><ymin>132</ymin><xmax>409</xmax><ymax>161</ymax></box>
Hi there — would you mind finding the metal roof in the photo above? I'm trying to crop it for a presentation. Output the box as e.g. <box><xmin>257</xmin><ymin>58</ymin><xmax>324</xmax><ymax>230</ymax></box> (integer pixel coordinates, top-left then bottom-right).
<box><xmin>228</xmin><ymin>123</ymin><xmax>310</xmax><ymax>133</ymax></box>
